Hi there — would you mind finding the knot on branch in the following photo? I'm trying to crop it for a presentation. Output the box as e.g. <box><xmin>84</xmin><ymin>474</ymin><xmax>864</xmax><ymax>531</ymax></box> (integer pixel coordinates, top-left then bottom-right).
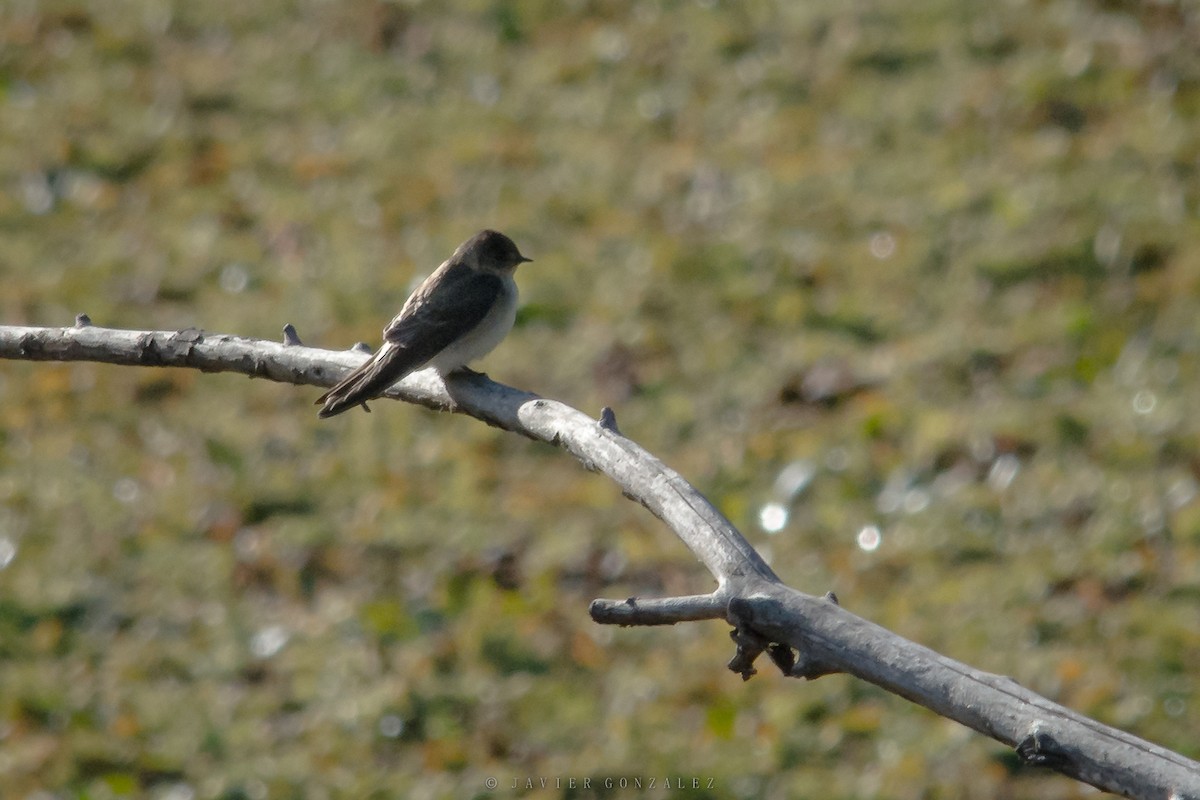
<box><xmin>1016</xmin><ymin>730</ymin><xmax>1074</xmax><ymax>771</ymax></box>
<box><xmin>18</xmin><ymin>332</ymin><xmax>42</xmax><ymax>357</ymax></box>
<box><xmin>727</xmin><ymin>624</ymin><xmax>769</xmax><ymax>681</ymax></box>
<box><xmin>727</xmin><ymin>596</ymin><xmax>841</xmax><ymax>681</ymax></box>
<box><xmin>598</xmin><ymin>406</ymin><xmax>621</xmax><ymax>435</ymax></box>
<box><xmin>136</xmin><ymin>329</ymin><xmax>205</xmax><ymax>366</ymax></box>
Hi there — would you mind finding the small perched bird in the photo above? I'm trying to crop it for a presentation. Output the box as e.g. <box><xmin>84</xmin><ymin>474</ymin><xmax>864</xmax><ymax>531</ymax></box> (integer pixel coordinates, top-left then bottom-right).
<box><xmin>316</xmin><ymin>229</ymin><xmax>532</xmax><ymax>418</ymax></box>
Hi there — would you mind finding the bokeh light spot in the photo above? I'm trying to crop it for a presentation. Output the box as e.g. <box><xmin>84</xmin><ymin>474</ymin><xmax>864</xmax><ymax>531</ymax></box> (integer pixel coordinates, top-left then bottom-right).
<box><xmin>987</xmin><ymin>454</ymin><xmax>1020</xmax><ymax>492</ymax></box>
<box><xmin>113</xmin><ymin>477</ymin><xmax>141</xmax><ymax>504</ymax></box>
<box><xmin>379</xmin><ymin>714</ymin><xmax>405</xmax><ymax>738</ymax></box>
<box><xmin>856</xmin><ymin>525</ymin><xmax>882</xmax><ymax>552</ymax></box>
<box><xmin>1132</xmin><ymin>389</ymin><xmax>1156</xmax><ymax>415</ymax></box>
<box><xmin>758</xmin><ymin>502</ymin><xmax>788</xmax><ymax>534</ymax></box>
<box><xmin>0</xmin><ymin>536</ymin><xmax>16</xmax><ymax>570</ymax></box>
<box><xmin>869</xmin><ymin>231</ymin><xmax>896</xmax><ymax>260</ymax></box>
<box><xmin>219</xmin><ymin>263</ymin><xmax>249</xmax><ymax>294</ymax></box>
<box><xmin>250</xmin><ymin>625</ymin><xmax>289</xmax><ymax>659</ymax></box>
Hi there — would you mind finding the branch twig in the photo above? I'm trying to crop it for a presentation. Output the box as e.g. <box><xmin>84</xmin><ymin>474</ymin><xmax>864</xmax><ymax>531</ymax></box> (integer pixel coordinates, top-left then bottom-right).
<box><xmin>1</xmin><ymin>322</ymin><xmax>1196</xmax><ymax>800</ymax></box>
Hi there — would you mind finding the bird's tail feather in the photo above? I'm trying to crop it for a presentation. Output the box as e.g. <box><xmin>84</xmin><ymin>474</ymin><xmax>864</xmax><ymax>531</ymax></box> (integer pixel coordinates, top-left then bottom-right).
<box><xmin>316</xmin><ymin>353</ymin><xmax>400</xmax><ymax>418</ymax></box>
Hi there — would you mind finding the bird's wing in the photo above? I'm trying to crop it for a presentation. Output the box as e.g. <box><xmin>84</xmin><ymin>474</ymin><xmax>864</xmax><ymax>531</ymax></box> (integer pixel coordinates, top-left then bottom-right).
<box><xmin>381</xmin><ymin>262</ymin><xmax>504</xmax><ymax>364</ymax></box>
<box><xmin>315</xmin><ymin>262</ymin><xmax>505</xmax><ymax>418</ymax></box>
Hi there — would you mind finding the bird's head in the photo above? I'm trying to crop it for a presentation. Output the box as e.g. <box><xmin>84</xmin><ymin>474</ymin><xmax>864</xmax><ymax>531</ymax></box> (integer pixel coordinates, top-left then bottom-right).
<box><xmin>460</xmin><ymin>229</ymin><xmax>533</xmax><ymax>274</ymax></box>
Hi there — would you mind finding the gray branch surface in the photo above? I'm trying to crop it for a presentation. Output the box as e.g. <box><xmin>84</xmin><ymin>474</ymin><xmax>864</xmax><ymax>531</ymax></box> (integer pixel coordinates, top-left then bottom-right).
<box><xmin>2</xmin><ymin>322</ymin><xmax>1197</xmax><ymax>799</ymax></box>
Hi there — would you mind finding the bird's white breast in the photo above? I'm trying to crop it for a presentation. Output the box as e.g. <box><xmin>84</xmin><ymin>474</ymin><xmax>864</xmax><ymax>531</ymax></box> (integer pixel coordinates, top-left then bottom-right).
<box><xmin>426</xmin><ymin>276</ymin><xmax>518</xmax><ymax>374</ymax></box>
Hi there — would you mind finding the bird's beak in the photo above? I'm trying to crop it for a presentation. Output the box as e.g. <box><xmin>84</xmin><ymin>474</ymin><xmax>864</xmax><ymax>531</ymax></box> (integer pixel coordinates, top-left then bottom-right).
<box><xmin>519</xmin><ymin>255</ymin><xmax>533</xmax><ymax>264</ymax></box>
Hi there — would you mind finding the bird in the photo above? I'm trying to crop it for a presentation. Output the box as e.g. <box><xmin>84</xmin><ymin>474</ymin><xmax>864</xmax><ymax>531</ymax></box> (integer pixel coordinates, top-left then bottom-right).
<box><xmin>316</xmin><ymin>229</ymin><xmax>532</xmax><ymax>418</ymax></box>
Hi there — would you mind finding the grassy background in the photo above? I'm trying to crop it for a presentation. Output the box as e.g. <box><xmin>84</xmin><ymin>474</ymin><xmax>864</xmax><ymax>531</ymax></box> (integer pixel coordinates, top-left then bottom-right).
<box><xmin>2</xmin><ymin>1</ymin><xmax>1199</xmax><ymax>797</ymax></box>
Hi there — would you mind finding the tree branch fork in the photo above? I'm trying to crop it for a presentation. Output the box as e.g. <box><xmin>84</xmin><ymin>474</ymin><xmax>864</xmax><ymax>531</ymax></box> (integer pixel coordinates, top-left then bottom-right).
<box><xmin>1</xmin><ymin>321</ymin><xmax>1196</xmax><ymax>799</ymax></box>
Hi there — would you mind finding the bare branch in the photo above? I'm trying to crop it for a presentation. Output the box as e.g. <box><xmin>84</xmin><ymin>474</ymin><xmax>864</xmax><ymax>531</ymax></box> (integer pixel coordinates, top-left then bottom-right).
<box><xmin>1</xmin><ymin>322</ymin><xmax>1197</xmax><ymax>800</ymax></box>
<box><xmin>588</xmin><ymin>593</ymin><xmax>727</xmax><ymax>625</ymax></box>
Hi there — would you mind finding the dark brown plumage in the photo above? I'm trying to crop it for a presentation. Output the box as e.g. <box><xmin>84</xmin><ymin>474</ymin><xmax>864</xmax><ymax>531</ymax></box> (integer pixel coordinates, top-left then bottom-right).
<box><xmin>316</xmin><ymin>230</ymin><xmax>531</xmax><ymax>418</ymax></box>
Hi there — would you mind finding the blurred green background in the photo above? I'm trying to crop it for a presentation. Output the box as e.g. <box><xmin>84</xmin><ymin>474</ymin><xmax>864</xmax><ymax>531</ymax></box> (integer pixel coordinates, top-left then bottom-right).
<box><xmin>2</xmin><ymin>0</ymin><xmax>1198</xmax><ymax>798</ymax></box>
